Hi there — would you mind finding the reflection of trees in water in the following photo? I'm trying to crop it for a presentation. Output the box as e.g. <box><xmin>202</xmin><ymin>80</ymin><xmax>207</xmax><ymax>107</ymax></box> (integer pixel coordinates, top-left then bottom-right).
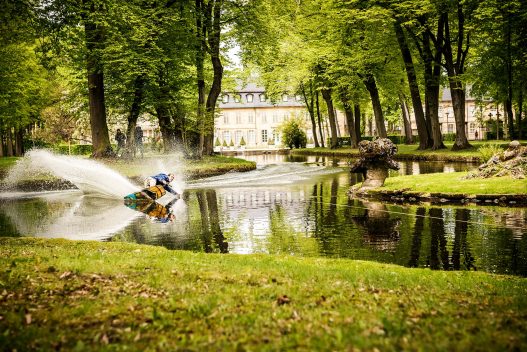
<box><xmin>452</xmin><ymin>208</ymin><xmax>476</xmax><ymax>271</ymax></box>
<box><xmin>0</xmin><ymin>209</ymin><xmax>21</xmax><ymax>237</ymax></box>
<box><xmin>351</xmin><ymin>201</ymin><xmax>401</xmax><ymax>252</ymax></box>
<box><xmin>196</xmin><ymin>190</ymin><xmax>228</xmax><ymax>253</ymax></box>
<box><xmin>408</xmin><ymin>207</ymin><xmax>425</xmax><ymax>267</ymax></box>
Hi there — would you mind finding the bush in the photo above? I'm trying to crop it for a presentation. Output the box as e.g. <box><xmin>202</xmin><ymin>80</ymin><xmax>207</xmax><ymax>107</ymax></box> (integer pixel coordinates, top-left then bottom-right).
<box><xmin>478</xmin><ymin>143</ymin><xmax>503</xmax><ymax>163</ymax></box>
<box><xmin>223</xmin><ymin>140</ymin><xmax>228</xmax><ymax>147</ymax></box>
<box><xmin>52</xmin><ymin>144</ymin><xmax>93</xmax><ymax>155</ymax></box>
<box><xmin>215</xmin><ymin>137</ymin><xmax>221</xmax><ymax>147</ymax></box>
<box><xmin>229</xmin><ymin>140</ymin><xmax>234</xmax><ymax>147</ymax></box>
<box><xmin>280</xmin><ymin>116</ymin><xmax>307</xmax><ymax>149</ymax></box>
<box><xmin>239</xmin><ymin>137</ymin><xmax>246</xmax><ymax>146</ymax></box>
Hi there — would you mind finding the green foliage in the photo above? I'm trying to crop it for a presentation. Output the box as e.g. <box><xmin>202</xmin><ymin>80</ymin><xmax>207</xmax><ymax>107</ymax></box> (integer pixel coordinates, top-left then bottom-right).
<box><xmin>222</xmin><ymin>140</ymin><xmax>228</xmax><ymax>147</ymax></box>
<box><xmin>215</xmin><ymin>137</ymin><xmax>221</xmax><ymax>147</ymax></box>
<box><xmin>280</xmin><ymin>116</ymin><xmax>307</xmax><ymax>149</ymax></box>
<box><xmin>51</xmin><ymin>144</ymin><xmax>93</xmax><ymax>156</ymax></box>
<box><xmin>239</xmin><ymin>136</ymin><xmax>246</xmax><ymax>146</ymax></box>
<box><xmin>478</xmin><ymin>143</ymin><xmax>503</xmax><ymax>163</ymax></box>
<box><xmin>229</xmin><ymin>140</ymin><xmax>234</xmax><ymax>147</ymax></box>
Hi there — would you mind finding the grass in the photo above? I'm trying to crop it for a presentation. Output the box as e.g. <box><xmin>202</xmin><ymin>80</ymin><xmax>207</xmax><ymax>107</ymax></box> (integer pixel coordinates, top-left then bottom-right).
<box><xmin>1</xmin><ymin>238</ymin><xmax>526</xmax><ymax>351</ymax></box>
<box><xmin>294</xmin><ymin>140</ymin><xmax>526</xmax><ymax>161</ymax></box>
<box><xmin>377</xmin><ymin>172</ymin><xmax>527</xmax><ymax>195</ymax></box>
<box><xmin>0</xmin><ymin>153</ymin><xmax>256</xmax><ymax>182</ymax></box>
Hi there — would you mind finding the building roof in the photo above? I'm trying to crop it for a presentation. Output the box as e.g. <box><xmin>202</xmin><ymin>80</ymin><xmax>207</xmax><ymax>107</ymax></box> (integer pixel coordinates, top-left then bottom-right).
<box><xmin>219</xmin><ymin>83</ymin><xmax>305</xmax><ymax>109</ymax></box>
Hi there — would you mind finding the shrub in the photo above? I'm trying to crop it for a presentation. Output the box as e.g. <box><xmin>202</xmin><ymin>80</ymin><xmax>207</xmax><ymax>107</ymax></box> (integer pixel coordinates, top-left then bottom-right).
<box><xmin>280</xmin><ymin>116</ymin><xmax>307</xmax><ymax>149</ymax></box>
<box><xmin>223</xmin><ymin>140</ymin><xmax>228</xmax><ymax>147</ymax></box>
<box><xmin>215</xmin><ymin>137</ymin><xmax>221</xmax><ymax>147</ymax></box>
<box><xmin>230</xmin><ymin>140</ymin><xmax>234</xmax><ymax>147</ymax></box>
<box><xmin>239</xmin><ymin>137</ymin><xmax>246</xmax><ymax>146</ymax></box>
<box><xmin>478</xmin><ymin>143</ymin><xmax>503</xmax><ymax>163</ymax></box>
<box><xmin>267</xmin><ymin>138</ymin><xmax>275</xmax><ymax>145</ymax></box>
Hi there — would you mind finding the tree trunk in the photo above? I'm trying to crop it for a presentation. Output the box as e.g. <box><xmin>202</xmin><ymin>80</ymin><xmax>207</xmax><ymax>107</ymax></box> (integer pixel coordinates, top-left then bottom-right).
<box><xmin>15</xmin><ymin>128</ymin><xmax>24</xmax><ymax>156</ymax></box>
<box><xmin>203</xmin><ymin>0</ymin><xmax>223</xmax><ymax>156</ymax></box>
<box><xmin>83</xmin><ymin>1</ymin><xmax>112</xmax><ymax>158</ymax></box>
<box><xmin>517</xmin><ymin>88</ymin><xmax>523</xmax><ymax>140</ymax></box>
<box><xmin>0</xmin><ymin>130</ymin><xmax>4</xmax><ymax>157</ymax></box>
<box><xmin>126</xmin><ymin>75</ymin><xmax>145</xmax><ymax>154</ymax></box>
<box><xmin>422</xmin><ymin>23</ymin><xmax>443</xmax><ymax>150</ymax></box>
<box><xmin>443</xmin><ymin>10</ymin><xmax>471</xmax><ymax>150</ymax></box>
<box><xmin>394</xmin><ymin>20</ymin><xmax>428</xmax><ymax>148</ymax></box>
<box><xmin>399</xmin><ymin>93</ymin><xmax>414</xmax><ymax>144</ymax></box>
<box><xmin>362</xmin><ymin>73</ymin><xmax>387</xmax><ymax>138</ymax></box>
<box><xmin>195</xmin><ymin>0</ymin><xmax>206</xmax><ymax>158</ymax></box>
<box><xmin>316</xmin><ymin>91</ymin><xmax>324</xmax><ymax>147</ymax></box>
<box><xmin>6</xmin><ymin>128</ymin><xmax>14</xmax><ymax>157</ymax></box>
<box><xmin>320</xmin><ymin>88</ymin><xmax>339</xmax><ymax>148</ymax></box>
<box><xmin>353</xmin><ymin>104</ymin><xmax>361</xmax><ymax>147</ymax></box>
<box><xmin>300</xmin><ymin>81</ymin><xmax>319</xmax><ymax>147</ymax></box>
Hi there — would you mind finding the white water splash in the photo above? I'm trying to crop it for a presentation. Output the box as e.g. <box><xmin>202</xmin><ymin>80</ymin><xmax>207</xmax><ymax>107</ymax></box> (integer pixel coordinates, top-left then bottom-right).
<box><xmin>5</xmin><ymin>149</ymin><xmax>140</xmax><ymax>198</ymax></box>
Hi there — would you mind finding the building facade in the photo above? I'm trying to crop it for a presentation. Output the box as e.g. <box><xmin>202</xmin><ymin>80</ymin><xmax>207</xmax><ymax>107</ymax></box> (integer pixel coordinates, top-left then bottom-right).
<box><xmin>215</xmin><ymin>83</ymin><xmax>350</xmax><ymax>149</ymax></box>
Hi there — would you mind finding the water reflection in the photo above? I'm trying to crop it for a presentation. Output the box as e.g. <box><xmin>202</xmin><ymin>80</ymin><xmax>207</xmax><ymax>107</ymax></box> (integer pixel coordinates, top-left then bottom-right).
<box><xmin>0</xmin><ymin>159</ymin><xmax>526</xmax><ymax>276</ymax></box>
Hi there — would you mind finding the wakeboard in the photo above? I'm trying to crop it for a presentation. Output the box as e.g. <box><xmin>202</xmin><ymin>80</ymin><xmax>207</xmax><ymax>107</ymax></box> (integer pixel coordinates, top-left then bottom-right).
<box><xmin>124</xmin><ymin>185</ymin><xmax>166</xmax><ymax>202</ymax></box>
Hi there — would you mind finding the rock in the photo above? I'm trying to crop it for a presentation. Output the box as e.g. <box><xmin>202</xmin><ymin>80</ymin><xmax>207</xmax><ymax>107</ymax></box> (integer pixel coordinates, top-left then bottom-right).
<box><xmin>465</xmin><ymin>141</ymin><xmax>527</xmax><ymax>179</ymax></box>
<box><xmin>350</xmin><ymin>138</ymin><xmax>399</xmax><ymax>190</ymax></box>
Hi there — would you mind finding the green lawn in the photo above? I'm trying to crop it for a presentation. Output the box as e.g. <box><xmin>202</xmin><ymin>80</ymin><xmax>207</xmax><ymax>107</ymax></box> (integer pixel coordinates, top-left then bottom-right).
<box><xmin>379</xmin><ymin>172</ymin><xmax>527</xmax><ymax>195</ymax></box>
<box><xmin>1</xmin><ymin>238</ymin><xmax>526</xmax><ymax>351</ymax></box>
<box><xmin>0</xmin><ymin>153</ymin><xmax>256</xmax><ymax>181</ymax></box>
<box><xmin>294</xmin><ymin>140</ymin><xmax>526</xmax><ymax>161</ymax></box>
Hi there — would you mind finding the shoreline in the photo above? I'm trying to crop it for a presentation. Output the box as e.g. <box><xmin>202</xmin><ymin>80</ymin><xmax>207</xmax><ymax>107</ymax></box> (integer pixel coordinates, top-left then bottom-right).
<box><xmin>349</xmin><ymin>188</ymin><xmax>527</xmax><ymax>206</ymax></box>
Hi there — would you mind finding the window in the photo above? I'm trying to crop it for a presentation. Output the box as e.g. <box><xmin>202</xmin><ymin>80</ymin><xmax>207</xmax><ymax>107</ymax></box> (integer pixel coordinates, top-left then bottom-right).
<box><xmin>273</xmin><ymin>113</ymin><xmax>279</xmax><ymax>123</ymax></box>
<box><xmin>248</xmin><ymin>114</ymin><xmax>254</xmax><ymax>123</ymax></box>
<box><xmin>222</xmin><ymin>95</ymin><xmax>229</xmax><ymax>103</ymax></box>
<box><xmin>469</xmin><ymin>123</ymin><xmax>475</xmax><ymax>134</ymax></box>
<box><xmin>236</xmin><ymin>113</ymin><xmax>242</xmax><ymax>124</ymax></box>
<box><xmin>448</xmin><ymin>124</ymin><xmax>454</xmax><ymax>133</ymax></box>
<box><xmin>235</xmin><ymin>130</ymin><xmax>242</xmax><ymax>145</ymax></box>
<box><xmin>261</xmin><ymin>130</ymin><xmax>268</xmax><ymax>142</ymax></box>
<box><xmin>248</xmin><ymin>130</ymin><xmax>255</xmax><ymax>145</ymax></box>
<box><xmin>283</xmin><ymin>114</ymin><xmax>288</xmax><ymax>122</ymax></box>
<box><xmin>296</xmin><ymin>95</ymin><xmax>302</xmax><ymax>101</ymax></box>
<box><xmin>223</xmin><ymin>131</ymin><xmax>230</xmax><ymax>144</ymax></box>
<box><xmin>246</xmin><ymin>94</ymin><xmax>253</xmax><ymax>103</ymax></box>
<box><xmin>234</xmin><ymin>94</ymin><xmax>241</xmax><ymax>103</ymax></box>
<box><xmin>223</xmin><ymin>113</ymin><xmax>229</xmax><ymax>124</ymax></box>
<box><xmin>282</xmin><ymin>94</ymin><xmax>288</xmax><ymax>102</ymax></box>
<box><xmin>259</xmin><ymin>94</ymin><xmax>266</xmax><ymax>102</ymax></box>
<box><xmin>261</xmin><ymin>113</ymin><xmax>267</xmax><ymax>123</ymax></box>
<box><xmin>272</xmin><ymin>130</ymin><xmax>280</xmax><ymax>143</ymax></box>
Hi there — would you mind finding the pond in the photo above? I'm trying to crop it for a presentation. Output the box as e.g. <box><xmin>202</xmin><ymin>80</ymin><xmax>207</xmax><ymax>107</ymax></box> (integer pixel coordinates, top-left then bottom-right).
<box><xmin>1</xmin><ymin>152</ymin><xmax>526</xmax><ymax>276</ymax></box>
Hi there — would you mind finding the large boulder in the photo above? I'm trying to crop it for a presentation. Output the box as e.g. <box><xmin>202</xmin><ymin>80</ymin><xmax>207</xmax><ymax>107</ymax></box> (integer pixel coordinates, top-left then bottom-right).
<box><xmin>465</xmin><ymin>141</ymin><xmax>527</xmax><ymax>179</ymax></box>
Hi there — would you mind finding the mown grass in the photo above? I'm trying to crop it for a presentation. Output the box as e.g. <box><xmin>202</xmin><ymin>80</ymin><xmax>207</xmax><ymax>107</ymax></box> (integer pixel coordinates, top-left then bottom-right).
<box><xmin>1</xmin><ymin>238</ymin><xmax>526</xmax><ymax>351</ymax></box>
<box><xmin>378</xmin><ymin>172</ymin><xmax>527</xmax><ymax>195</ymax></box>
<box><xmin>294</xmin><ymin>140</ymin><xmax>526</xmax><ymax>161</ymax></box>
<box><xmin>0</xmin><ymin>154</ymin><xmax>256</xmax><ymax>182</ymax></box>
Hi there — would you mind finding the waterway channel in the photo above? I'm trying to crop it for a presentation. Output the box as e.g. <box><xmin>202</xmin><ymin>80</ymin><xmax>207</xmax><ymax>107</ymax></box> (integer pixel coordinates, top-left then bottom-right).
<box><xmin>1</xmin><ymin>154</ymin><xmax>526</xmax><ymax>276</ymax></box>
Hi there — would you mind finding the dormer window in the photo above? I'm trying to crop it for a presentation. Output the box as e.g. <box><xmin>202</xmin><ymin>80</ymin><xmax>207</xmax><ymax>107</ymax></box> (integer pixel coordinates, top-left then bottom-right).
<box><xmin>234</xmin><ymin>94</ymin><xmax>241</xmax><ymax>103</ymax></box>
<box><xmin>246</xmin><ymin>94</ymin><xmax>253</xmax><ymax>103</ymax></box>
<box><xmin>259</xmin><ymin>94</ymin><xmax>266</xmax><ymax>102</ymax></box>
<box><xmin>282</xmin><ymin>94</ymin><xmax>288</xmax><ymax>102</ymax></box>
<box><xmin>222</xmin><ymin>95</ymin><xmax>229</xmax><ymax>103</ymax></box>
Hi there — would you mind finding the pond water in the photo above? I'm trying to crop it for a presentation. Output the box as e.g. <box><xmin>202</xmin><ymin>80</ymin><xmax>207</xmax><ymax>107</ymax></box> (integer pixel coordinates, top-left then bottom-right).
<box><xmin>1</xmin><ymin>152</ymin><xmax>526</xmax><ymax>276</ymax></box>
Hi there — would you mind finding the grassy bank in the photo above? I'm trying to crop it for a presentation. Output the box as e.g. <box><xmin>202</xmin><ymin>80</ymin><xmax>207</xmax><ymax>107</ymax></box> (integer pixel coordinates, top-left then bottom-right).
<box><xmin>1</xmin><ymin>238</ymin><xmax>526</xmax><ymax>351</ymax></box>
<box><xmin>105</xmin><ymin>154</ymin><xmax>256</xmax><ymax>180</ymax></box>
<box><xmin>293</xmin><ymin>141</ymin><xmax>525</xmax><ymax>162</ymax></box>
<box><xmin>379</xmin><ymin>172</ymin><xmax>527</xmax><ymax>195</ymax></box>
<box><xmin>0</xmin><ymin>154</ymin><xmax>256</xmax><ymax>183</ymax></box>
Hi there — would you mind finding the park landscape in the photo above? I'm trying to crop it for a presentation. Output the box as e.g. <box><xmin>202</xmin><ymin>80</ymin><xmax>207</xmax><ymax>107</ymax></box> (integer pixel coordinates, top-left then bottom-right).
<box><xmin>1</xmin><ymin>0</ymin><xmax>527</xmax><ymax>351</ymax></box>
